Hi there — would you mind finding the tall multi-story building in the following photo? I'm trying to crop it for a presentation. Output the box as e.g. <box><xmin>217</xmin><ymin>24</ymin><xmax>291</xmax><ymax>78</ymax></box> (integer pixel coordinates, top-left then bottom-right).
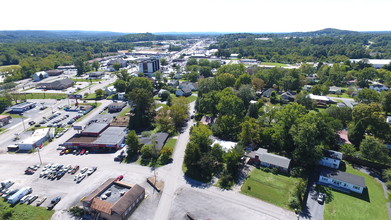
<box><xmin>138</xmin><ymin>58</ymin><xmax>160</xmax><ymax>76</ymax></box>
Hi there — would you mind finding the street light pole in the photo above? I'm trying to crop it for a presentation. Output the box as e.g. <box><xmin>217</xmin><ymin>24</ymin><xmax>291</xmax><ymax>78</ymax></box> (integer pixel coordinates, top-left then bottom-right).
<box><xmin>20</xmin><ymin>114</ymin><xmax>26</xmax><ymax>131</ymax></box>
<box><xmin>37</xmin><ymin>147</ymin><xmax>43</xmax><ymax>165</ymax></box>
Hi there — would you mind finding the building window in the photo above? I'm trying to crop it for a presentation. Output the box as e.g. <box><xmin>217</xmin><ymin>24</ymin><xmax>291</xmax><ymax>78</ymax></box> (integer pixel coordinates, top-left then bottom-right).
<box><xmin>353</xmin><ymin>186</ymin><xmax>360</xmax><ymax>190</ymax></box>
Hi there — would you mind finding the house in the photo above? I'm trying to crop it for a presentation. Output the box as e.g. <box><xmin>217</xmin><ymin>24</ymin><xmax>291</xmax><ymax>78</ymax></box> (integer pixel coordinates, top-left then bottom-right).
<box><xmin>281</xmin><ymin>91</ymin><xmax>295</xmax><ymax>102</ymax></box>
<box><xmin>318</xmin><ymin>168</ymin><xmax>366</xmax><ymax>194</ymax></box>
<box><xmin>262</xmin><ymin>88</ymin><xmax>275</xmax><ymax>98</ymax></box>
<box><xmin>308</xmin><ymin>94</ymin><xmax>334</xmax><ymax>103</ymax></box>
<box><xmin>45</xmin><ymin>69</ymin><xmax>64</xmax><ymax>76</ymax></box>
<box><xmin>329</xmin><ymin>86</ymin><xmax>342</xmax><ymax>95</ymax></box>
<box><xmin>89</xmin><ymin>71</ymin><xmax>105</xmax><ymax>79</ymax></box>
<box><xmin>387</xmin><ymin>116</ymin><xmax>391</xmax><ymax>124</ymax></box>
<box><xmin>318</xmin><ymin>150</ymin><xmax>343</xmax><ymax>169</ymax></box>
<box><xmin>167</xmin><ymin>80</ymin><xmax>179</xmax><ymax>87</ymax></box>
<box><xmin>200</xmin><ymin>116</ymin><xmax>215</xmax><ymax>126</ymax></box>
<box><xmin>369</xmin><ymin>84</ymin><xmax>389</xmax><ymax>92</ymax></box>
<box><xmin>108</xmin><ymin>102</ymin><xmax>126</xmax><ymax>113</ymax></box>
<box><xmin>247</xmin><ymin>148</ymin><xmax>291</xmax><ymax>172</ymax></box>
<box><xmin>36</xmin><ymin>78</ymin><xmax>74</xmax><ymax>90</ymax></box>
<box><xmin>83</xmin><ymin>179</ymin><xmax>145</xmax><ymax>220</ymax></box>
<box><xmin>118</xmin><ymin>92</ymin><xmax>126</xmax><ymax>100</ymax></box>
<box><xmin>139</xmin><ymin>132</ymin><xmax>169</xmax><ymax>152</ymax></box>
<box><xmin>179</xmin><ymin>82</ymin><xmax>197</xmax><ymax>91</ymax></box>
<box><xmin>0</xmin><ymin>115</ymin><xmax>12</xmax><ymax>127</ymax></box>
<box><xmin>230</xmin><ymin>53</ymin><xmax>239</xmax><ymax>59</ymax></box>
<box><xmin>303</xmin><ymin>85</ymin><xmax>313</xmax><ymax>92</ymax></box>
<box><xmin>105</xmin><ymin>86</ymin><xmax>117</xmax><ymax>96</ymax></box>
<box><xmin>175</xmin><ymin>86</ymin><xmax>192</xmax><ymax>97</ymax></box>
<box><xmin>33</xmin><ymin>71</ymin><xmax>48</xmax><ymax>82</ymax></box>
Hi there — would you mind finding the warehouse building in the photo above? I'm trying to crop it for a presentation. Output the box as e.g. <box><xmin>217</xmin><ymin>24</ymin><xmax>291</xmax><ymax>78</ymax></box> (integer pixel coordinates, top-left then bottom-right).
<box><xmin>10</xmin><ymin>102</ymin><xmax>36</xmax><ymax>113</ymax></box>
<box><xmin>37</xmin><ymin>78</ymin><xmax>74</xmax><ymax>90</ymax></box>
<box><xmin>18</xmin><ymin>128</ymin><xmax>51</xmax><ymax>151</ymax></box>
<box><xmin>83</xmin><ymin>178</ymin><xmax>145</xmax><ymax>220</ymax></box>
<box><xmin>64</xmin><ymin>123</ymin><xmax>126</xmax><ymax>150</ymax></box>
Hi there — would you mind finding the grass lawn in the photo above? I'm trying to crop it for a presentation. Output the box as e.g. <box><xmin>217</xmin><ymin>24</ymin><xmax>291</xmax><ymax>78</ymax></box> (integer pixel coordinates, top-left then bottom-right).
<box><xmin>24</xmin><ymin>93</ymin><xmax>67</xmax><ymax>99</ymax></box>
<box><xmin>241</xmin><ymin>168</ymin><xmax>302</xmax><ymax>210</ymax></box>
<box><xmin>260</xmin><ymin>62</ymin><xmax>288</xmax><ymax>67</ymax></box>
<box><xmin>323</xmin><ymin>164</ymin><xmax>389</xmax><ymax>220</ymax></box>
<box><xmin>169</xmin><ymin>94</ymin><xmax>197</xmax><ymax>104</ymax></box>
<box><xmin>163</xmin><ymin>138</ymin><xmax>177</xmax><ymax>151</ymax></box>
<box><xmin>2</xmin><ymin>113</ymin><xmax>24</xmax><ymax>118</ymax></box>
<box><xmin>118</xmin><ymin>107</ymin><xmax>130</xmax><ymax>117</ymax></box>
<box><xmin>83</xmin><ymin>93</ymin><xmax>97</xmax><ymax>100</ymax></box>
<box><xmin>0</xmin><ymin>200</ymin><xmax>54</xmax><ymax>220</ymax></box>
<box><xmin>0</xmin><ymin>65</ymin><xmax>21</xmax><ymax>72</ymax></box>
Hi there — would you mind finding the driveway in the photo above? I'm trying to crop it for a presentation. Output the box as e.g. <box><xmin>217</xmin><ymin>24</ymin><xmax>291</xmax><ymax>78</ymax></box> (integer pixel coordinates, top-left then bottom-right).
<box><xmin>302</xmin><ymin>186</ymin><xmax>324</xmax><ymax>220</ymax></box>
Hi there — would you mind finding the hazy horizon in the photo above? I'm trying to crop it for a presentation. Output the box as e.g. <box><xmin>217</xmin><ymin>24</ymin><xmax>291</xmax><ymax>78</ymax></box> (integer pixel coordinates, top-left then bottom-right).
<box><xmin>1</xmin><ymin>0</ymin><xmax>391</xmax><ymax>33</ymax></box>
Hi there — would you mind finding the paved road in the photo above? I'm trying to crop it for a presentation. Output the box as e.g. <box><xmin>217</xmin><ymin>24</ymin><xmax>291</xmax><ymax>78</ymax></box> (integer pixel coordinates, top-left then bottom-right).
<box><xmin>304</xmin><ymin>187</ymin><xmax>324</xmax><ymax>220</ymax></box>
<box><xmin>153</xmin><ymin>101</ymin><xmax>196</xmax><ymax>220</ymax></box>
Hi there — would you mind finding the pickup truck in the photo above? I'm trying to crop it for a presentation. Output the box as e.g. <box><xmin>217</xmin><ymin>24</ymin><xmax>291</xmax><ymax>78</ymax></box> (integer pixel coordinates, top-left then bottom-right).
<box><xmin>47</xmin><ymin>196</ymin><xmax>61</xmax><ymax>210</ymax></box>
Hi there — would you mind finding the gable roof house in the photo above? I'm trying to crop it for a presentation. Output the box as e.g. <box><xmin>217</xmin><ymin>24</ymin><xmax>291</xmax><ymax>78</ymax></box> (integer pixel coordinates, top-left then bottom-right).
<box><xmin>281</xmin><ymin>91</ymin><xmax>295</xmax><ymax>102</ymax></box>
<box><xmin>139</xmin><ymin>132</ymin><xmax>169</xmax><ymax>152</ymax></box>
<box><xmin>247</xmin><ymin>148</ymin><xmax>291</xmax><ymax>172</ymax></box>
<box><xmin>176</xmin><ymin>83</ymin><xmax>196</xmax><ymax>97</ymax></box>
<box><xmin>167</xmin><ymin>80</ymin><xmax>179</xmax><ymax>87</ymax></box>
<box><xmin>261</xmin><ymin>88</ymin><xmax>275</xmax><ymax>98</ymax></box>
<box><xmin>329</xmin><ymin>86</ymin><xmax>342</xmax><ymax>95</ymax></box>
<box><xmin>318</xmin><ymin>168</ymin><xmax>366</xmax><ymax>194</ymax></box>
<box><xmin>369</xmin><ymin>84</ymin><xmax>389</xmax><ymax>92</ymax></box>
<box><xmin>318</xmin><ymin>150</ymin><xmax>343</xmax><ymax>169</ymax></box>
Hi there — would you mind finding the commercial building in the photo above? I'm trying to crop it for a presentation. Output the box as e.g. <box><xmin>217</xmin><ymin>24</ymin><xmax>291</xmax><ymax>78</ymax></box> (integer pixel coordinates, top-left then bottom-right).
<box><xmin>10</xmin><ymin>102</ymin><xmax>36</xmax><ymax>113</ymax></box>
<box><xmin>37</xmin><ymin>78</ymin><xmax>74</xmax><ymax>90</ymax></box>
<box><xmin>83</xmin><ymin>178</ymin><xmax>145</xmax><ymax>220</ymax></box>
<box><xmin>33</xmin><ymin>71</ymin><xmax>48</xmax><ymax>82</ymax></box>
<box><xmin>0</xmin><ymin>115</ymin><xmax>12</xmax><ymax>127</ymax></box>
<box><xmin>89</xmin><ymin>71</ymin><xmax>105</xmax><ymax>79</ymax></box>
<box><xmin>64</xmin><ymin>123</ymin><xmax>126</xmax><ymax>150</ymax></box>
<box><xmin>138</xmin><ymin>58</ymin><xmax>160</xmax><ymax>75</ymax></box>
<box><xmin>18</xmin><ymin>128</ymin><xmax>51</xmax><ymax>151</ymax></box>
<box><xmin>45</xmin><ymin>69</ymin><xmax>64</xmax><ymax>76</ymax></box>
<box><xmin>108</xmin><ymin>102</ymin><xmax>126</xmax><ymax>113</ymax></box>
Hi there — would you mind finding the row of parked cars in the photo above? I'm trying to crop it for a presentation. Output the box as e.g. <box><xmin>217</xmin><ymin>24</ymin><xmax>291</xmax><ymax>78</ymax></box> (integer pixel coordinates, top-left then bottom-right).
<box><xmin>74</xmin><ymin>167</ymin><xmax>97</xmax><ymax>183</ymax></box>
<box><xmin>59</xmin><ymin>148</ymin><xmax>89</xmax><ymax>156</ymax></box>
<box><xmin>0</xmin><ymin>183</ymin><xmax>60</xmax><ymax>209</ymax></box>
<box><xmin>24</xmin><ymin>164</ymin><xmax>41</xmax><ymax>175</ymax></box>
<box><xmin>39</xmin><ymin>164</ymin><xmax>79</xmax><ymax>180</ymax></box>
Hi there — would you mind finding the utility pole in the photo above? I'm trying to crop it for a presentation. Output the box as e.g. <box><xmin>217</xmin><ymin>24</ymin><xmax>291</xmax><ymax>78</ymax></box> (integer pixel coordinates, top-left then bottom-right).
<box><xmin>37</xmin><ymin>147</ymin><xmax>43</xmax><ymax>165</ymax></box>
<box><xmin>20</xmin><ymin>114</ymin><xmax>26</xmax><ymax>131</ymax></box>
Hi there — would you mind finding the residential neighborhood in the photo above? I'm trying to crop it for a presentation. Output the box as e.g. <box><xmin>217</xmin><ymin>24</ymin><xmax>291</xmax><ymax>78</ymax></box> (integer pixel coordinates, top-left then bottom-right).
<box><xmin>0</xmin><ymin>4</ymin><xmax>391</xmax><ymax>220</ymax></box>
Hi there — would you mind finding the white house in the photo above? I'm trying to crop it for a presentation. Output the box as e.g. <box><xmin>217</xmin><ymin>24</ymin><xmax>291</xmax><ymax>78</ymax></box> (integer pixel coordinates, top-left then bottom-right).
<box><xmin>105</xmin><ymin>86</ymin><xmax>117</xmax><ymax>96</ymax></box>
<box><xmin>318</xmin><ymin>150</ymin><xmax>343</xmax><ymax>169</ymax></box>
<box><xmin>387</xmin><ymin>116</ymin><xmax>391</xmax><ymax>124</ymax></box>
<box><xmin>319</xmin><ymin>168</ymin><xmax>366</xmax><ymax>194</ymax></box>
<box><xmin>117</xmin><ymin>92</ymin><xmax>126</xmax><ymax>100</ymax></box>
<box><xmin>33</xmin><ymin>71</ymin><xmax>48</xmax><ymax>82</ymax></box>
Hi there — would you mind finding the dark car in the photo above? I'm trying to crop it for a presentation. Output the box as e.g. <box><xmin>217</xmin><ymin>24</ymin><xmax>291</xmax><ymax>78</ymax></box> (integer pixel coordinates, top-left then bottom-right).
<box><xmin>317</xmin><ymin>193</ymin><xmax>325</xmax><ymax>204</ymax></box>
<box><xmin>47</xmin><ymin>196</ymin><xmax>61</xmax><ymax>210</ymax></box>
<box><xmin>71</xmin><ymin>166</ymin><xmax>79</xmax><ymax>174</ymax></box>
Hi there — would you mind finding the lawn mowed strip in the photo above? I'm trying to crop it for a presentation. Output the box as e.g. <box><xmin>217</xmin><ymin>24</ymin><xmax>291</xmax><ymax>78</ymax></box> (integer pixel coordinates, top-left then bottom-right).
<box><xmin>24</xmin><ymin>93</ymin><xmax>67</xmax><ymax>99</ymax></box>
<box><xmin>241</xmin><ymin>168</ymin><xmax>301</xmax><ymax>210</ymax></box>
<box><xmin>324</xmin><ymin>164</ymin><xmax>389</xmax><ymax>220</ymax></box>
<box><xmin>0</xmin><ymin>200</ymin><xmax>54</xmax><ymax>220</ymax></box>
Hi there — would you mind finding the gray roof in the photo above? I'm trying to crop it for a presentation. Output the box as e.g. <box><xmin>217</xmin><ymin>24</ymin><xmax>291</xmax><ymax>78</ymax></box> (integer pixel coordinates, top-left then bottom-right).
<box><xmin>111</xmin><ymin>184</ymin><xmax>145</xmax><ymax>215</ymax></box>
<box><xmin>140</xmin><ymin>132</ymin><xmax>169</xmax><ymax>152</ymax></box>
<box><xmin>320</xmin><ymin>168</ymin><xmax>366</xmax><ymax>188</ymax></box>
<box><xmin>324</xmin><ymin>150</ymin><xmax>343</xmax><ymax>160</ymax></box>
<box><xmin>83</xmin><ymin>123</ymin><xmax>109</xmax><ymax>134</ymax></box>
<box><xmin>94</xmin><ymin>127</ymin><xmax>126</xmax><ymax>145</ymax></box>
<box><xmin>259</xmin><ymin>153</ymin><xmax>291</xmax><ymax>169</ymax></box>
<box><xmin>37</xmin><ymin>78</ymin><xmax>74</xmax><ymax>89</ymax></box>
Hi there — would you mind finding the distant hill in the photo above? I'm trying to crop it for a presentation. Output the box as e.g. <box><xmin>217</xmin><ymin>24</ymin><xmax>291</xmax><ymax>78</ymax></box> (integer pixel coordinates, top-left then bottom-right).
<box><xmin>287</xmin><ymin>28</ymin><xmax>359</xmax><ymax>37</ymax></box>
<box><xmin>0</xmin><ymin>30</ymin><xmax>126</xmax><ymax>43</ymax></box>
<box><xmin>116</xmin><ymin>33</ymin><xmax>181</xmax><ymax>42</ymax></box>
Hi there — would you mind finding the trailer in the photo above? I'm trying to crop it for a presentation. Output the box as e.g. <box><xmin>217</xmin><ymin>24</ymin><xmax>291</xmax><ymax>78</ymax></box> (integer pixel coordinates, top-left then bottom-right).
<box><xmin>7</xmin><ymin>187</ymin><xmax>32</xmax><ymax>205</ymax></box>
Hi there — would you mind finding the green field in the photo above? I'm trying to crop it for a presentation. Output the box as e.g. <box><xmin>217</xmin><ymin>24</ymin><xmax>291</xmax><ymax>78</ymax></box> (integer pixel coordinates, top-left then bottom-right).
<box><xmin>241</xmin><ymin>168</ymin><xmax>302</xmax><ymax>210</ymax></box>
<box><xmin>169</xmin><ymin>94</ymin><xmax>197</xmax><ymax>104</ymax></box>
<box><xmin>163</xmin><ymin>138</ymin><xmax>177</xmax><ymax>151</ymax></box>
<box><xmin>24</xmin><ymin>93</ymin><xmax>67</xmax><ymax>99</ymax></box>
<box><xmin>324</xmin><ymin>164</ymin><xmax>389</xmax><ymax>220</ymax></box>
<box><xmin>0</xmin><ymin>200</ymin><xmax>54</xmax><ymax>220</ymax></box>
<box><xmin>260</xmin><ymin>62</ymin><xmax>288</xmax><ymax>67</ymax></box>
<box><xmin>327</xmin><ymin>93</ymin><xmax>352</xmax><ymax>99</ymax></box>
<box><xmin>0</xmin><ymin>65</ymin><xmax>21</xmax><ymax>72</ymax></box>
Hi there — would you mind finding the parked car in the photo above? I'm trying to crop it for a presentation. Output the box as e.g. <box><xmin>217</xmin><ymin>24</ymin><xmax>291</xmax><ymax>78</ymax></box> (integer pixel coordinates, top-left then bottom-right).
<box><xmin>116</xmin><ymin>175</ymin><xmax>124</xmax><ymax>181</ymax></box>
<box><xmin>59</xmin><ymin>150</ymin><xmax>66</xmax><ymax>156</ymax></box>
<box><xmin>27</xmin><ymin>195</ymin><xmax>38</xmax><ymax>204</ymax></box>
<box><xmin>317</xmin><ymin>193</ymin><xmax>325</xmax><ymax>204</ymax></box>
<box><xmin>70</xmin><ymin>166</ymin><xmax>79</xmax><ymax>174</ymax></box>
<box><xmin>80</xmin><ymin>149</ymin><xmax>86</xmax><ymax>155</ymax></box>
<box><xmin>80</xmin><ymin>167</ymin><xmax>88</xmax><ymax>174</ymax></box>
<box><xmin>87</xmin><ymin>167</ymin><xmax>97</xmax><ymax>176</ymax></box>
<box><xmin>47</xmin><ymin>196</ymin><xmax>61</xmax><ymax>210</ymax></box>
<box><xmin>36</xmin><ymin>196</ymin><xmax>47</xmax><ymax>206</ymax></box>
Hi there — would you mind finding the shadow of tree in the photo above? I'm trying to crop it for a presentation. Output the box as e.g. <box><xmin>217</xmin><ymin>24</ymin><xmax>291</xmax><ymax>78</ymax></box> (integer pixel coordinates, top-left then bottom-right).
<box><xmin>184</xmin><ymin>174</ymin><xmax>213</xmax><ymax>189</ymax></box>
<box><xmin>300</xmin><ymin>205</ymin><xmax>312</xmax><ymax>219</ymax></box>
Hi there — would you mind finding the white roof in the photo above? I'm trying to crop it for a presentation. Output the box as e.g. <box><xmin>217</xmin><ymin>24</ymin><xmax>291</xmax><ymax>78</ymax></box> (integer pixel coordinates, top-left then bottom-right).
<box><xmin>308</xmin><ymin>94</ymin><xmax>331</xmax><ymax>102</ymax></box>
<box><xmin>19</xmin><ymin>128</ymin><xmax>49</xmax><ymax>144</ymax></box>
<box><xmin>212</xmin><ymin>139</ymin><xmax>237</xmax><ymax>152</ymax></box>
<box><xmin>350</xmin><ymin>59</ymin><xmax>391</xmax><ymax>65</ymax></box>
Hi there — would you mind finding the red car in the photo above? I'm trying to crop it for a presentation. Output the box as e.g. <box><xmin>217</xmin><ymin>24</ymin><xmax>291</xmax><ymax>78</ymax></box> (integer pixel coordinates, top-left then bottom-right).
<box><xmin>116</xmin><ymin>175</ymin><xmax>124</xmax><ymax>181</ymax></box>
<box><xmin>80</xmin><ymin>149</ymin><xmax>86</xmax><ymax>155</ymax></box>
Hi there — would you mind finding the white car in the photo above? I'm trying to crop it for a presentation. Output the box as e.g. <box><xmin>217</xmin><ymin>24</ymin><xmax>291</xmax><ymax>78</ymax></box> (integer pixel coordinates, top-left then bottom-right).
<box><xmin>80</xmin><ymin>167</ymin><xmax>88</xmax><ymax>174</ymax></box>
<box><xmin>77</xmin><ymin>174</ymin><xmax>86</xmax><ymax>183</ymax></box>
<box><xmin>87</xmin><ymin>167</ymin><xmax>97</xmax><ymax>176</ymax></box>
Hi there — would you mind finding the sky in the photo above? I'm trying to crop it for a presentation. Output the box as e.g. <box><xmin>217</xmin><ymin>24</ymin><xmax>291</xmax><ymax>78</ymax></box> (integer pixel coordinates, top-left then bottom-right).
<box><xmin>1</xmin><ymin>0</ymin><xmax>391</xmax><ymax>33</ymax></box>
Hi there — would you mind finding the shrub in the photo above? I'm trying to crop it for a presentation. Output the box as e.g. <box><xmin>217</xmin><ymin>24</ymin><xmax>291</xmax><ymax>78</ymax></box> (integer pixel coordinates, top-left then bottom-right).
<box><xmin>288</xmin><ymin>196</ymin><xmax>301</xmax><ymax>210</ymax></box>
<box><xmin>69</xmin><ymin>206</ymin><xmax>83</xmax><ymax>218</ymax></box>
<box><xmin>290</xmin><ymin>167</ymin><xmax>303</xmax><ymax>177</ymax></box>
<box><xmin>386</xmin><ymin>181</ymin><xmax>391</xmax><ymax>190</ymax></box>
<box><xmin>271</xmin><ymin>168</ymin><xmax>279</xmax><ymax>174</ymax></box>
